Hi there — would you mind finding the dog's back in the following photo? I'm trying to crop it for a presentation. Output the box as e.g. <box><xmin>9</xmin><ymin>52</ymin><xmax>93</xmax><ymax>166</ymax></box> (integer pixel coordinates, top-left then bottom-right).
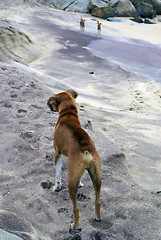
<box><xmin>55</xmin><ymin>112</ymin><xmax>96</xmax><ymax>158</ymax></box>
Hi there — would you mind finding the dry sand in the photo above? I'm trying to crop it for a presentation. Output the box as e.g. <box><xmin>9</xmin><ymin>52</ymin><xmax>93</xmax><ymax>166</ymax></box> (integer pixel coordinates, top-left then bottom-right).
<box><xmin>0</xmin><ymin>1</ymin><xmax>161</xmax><ymax>240</ymax></box>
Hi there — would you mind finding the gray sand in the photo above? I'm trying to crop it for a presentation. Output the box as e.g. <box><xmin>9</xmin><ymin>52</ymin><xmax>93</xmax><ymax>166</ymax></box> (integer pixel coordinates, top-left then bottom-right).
<box><xmin>0</xmin><ymin>1</ymin><xmax>161</xmax><ymax>239</ymax></box>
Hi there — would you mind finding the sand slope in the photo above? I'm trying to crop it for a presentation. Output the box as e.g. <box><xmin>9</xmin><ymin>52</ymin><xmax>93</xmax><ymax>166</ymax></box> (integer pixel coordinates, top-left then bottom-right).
<box><xmin>0</xmin><ymin>1</ymin><xmax>161</xmax><ymax>240</ymax></box>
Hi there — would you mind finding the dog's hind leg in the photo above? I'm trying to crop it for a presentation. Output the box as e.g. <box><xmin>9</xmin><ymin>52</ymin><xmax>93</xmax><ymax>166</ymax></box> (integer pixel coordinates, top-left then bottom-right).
<box><xmin>68</xmin><ymin>162</ymin><xmax>84</xmax><ymax>232</ymax></box>
<box><xmin>88</xmin><ymin>160</ymin><xmax>102</xmax><ymax>221</ymax></box>
<box><xmin>53</xmin><ymin>149</ymin><xmax>62</xmax><ymax>192</ymax></box>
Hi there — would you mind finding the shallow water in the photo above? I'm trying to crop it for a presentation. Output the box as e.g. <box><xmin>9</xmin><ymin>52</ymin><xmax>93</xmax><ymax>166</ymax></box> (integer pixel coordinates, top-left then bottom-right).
<box><xmin>87</xmin><ymin>38</ymin><xmax>161</xmax><ymax>83</ymax></box>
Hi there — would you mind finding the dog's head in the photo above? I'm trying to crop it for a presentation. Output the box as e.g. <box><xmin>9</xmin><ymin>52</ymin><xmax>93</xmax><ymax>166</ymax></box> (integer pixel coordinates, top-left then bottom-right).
<box><xmin>47</xmin><ymin>89</ymin><xmax>78</xmax><ymax>113</ymax></box>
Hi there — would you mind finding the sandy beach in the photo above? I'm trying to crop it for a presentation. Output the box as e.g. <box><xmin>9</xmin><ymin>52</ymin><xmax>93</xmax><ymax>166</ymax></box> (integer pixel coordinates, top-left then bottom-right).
<box><xmin>0</xmin><ymin>1</ymin><xmax>161</xmax><ymax>239</ymax></box>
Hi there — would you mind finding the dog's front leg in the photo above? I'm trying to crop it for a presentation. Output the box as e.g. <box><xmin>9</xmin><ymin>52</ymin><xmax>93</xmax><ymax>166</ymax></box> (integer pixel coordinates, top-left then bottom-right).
<box><xmin>53</xmin><ymin>151</ymin><xmax>62</xmax><ymax>192</ymax></box>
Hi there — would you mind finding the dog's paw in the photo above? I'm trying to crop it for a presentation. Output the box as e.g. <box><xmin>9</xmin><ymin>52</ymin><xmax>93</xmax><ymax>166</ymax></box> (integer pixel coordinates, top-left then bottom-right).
<box><xmin>95</xmin><ymin>216</ymin><xmax>102</xmax><ymax>221</ymax></box>
<box><xmin>78</xmin><ymin>181</ymin><xmax>83</xmax><ymax>188</ymax></box>
<box><xmin>52</xmin><ymin>182</ymin><xmax>62</xmax><ymax>192</ymax></box>
<box><xmin>69</xmin><ymin>223</ymin><xmax>81</xmax><ymax>234</ymax></box>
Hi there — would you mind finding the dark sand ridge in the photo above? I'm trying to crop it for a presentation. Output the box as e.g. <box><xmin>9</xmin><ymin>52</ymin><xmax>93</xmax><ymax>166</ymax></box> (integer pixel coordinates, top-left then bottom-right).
<box><xmin>0</xmin><ymin>1</ymin><xmax>161</xmax><ymax>239</ymax></box>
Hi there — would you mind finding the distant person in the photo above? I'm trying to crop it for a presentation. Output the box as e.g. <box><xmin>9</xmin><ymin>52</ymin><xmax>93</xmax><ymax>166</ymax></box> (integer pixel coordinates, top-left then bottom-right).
<box><xmin>97</xmin><ymin>21</ymin><xmax>102</xmax><ymax>34</ymax></box>
<box><xmin>80</xmin><ymin>17</ymin><xmax>86</xmax><ymax>32</ymax></box>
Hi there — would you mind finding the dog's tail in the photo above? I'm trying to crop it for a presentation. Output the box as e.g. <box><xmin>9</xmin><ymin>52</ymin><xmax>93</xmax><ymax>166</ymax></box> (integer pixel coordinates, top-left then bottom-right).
<box><xmin>83</xmin><ymin>150</ymin><xmax>93</xmax><ymax>161</ymax></box>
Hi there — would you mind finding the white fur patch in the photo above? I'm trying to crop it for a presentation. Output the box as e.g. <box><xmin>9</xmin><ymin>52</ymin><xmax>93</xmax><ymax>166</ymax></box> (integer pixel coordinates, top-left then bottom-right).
<box><xmin>53</xmin><ymin>157</ymin><xmax>62</xmax><ymax>192</ymax></box>
<box><xmin>83</xmin><ymin>150</ymin><xmax>93</xmax><ymax>161</ymax></box>
<box><xmin>78</xmin><ymin>181</ymin><xmax>83</xmax><ymax>188</ymax></box>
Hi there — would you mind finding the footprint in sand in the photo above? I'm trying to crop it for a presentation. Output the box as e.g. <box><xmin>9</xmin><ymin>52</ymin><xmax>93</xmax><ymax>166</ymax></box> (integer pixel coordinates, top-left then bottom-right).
<box><xmin>17</xmin><ymin>109</ymin><xmax>27</xmax><ymax>118</ymax></box>
<box><xmin>128</xmin><ymin>88</ymin><xmax>145</xmax><ymax>111</ymax></box>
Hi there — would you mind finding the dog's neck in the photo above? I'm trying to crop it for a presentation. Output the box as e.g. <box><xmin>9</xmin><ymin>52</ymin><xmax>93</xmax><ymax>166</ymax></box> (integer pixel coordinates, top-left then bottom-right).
<box><xmin>60</xmin><ymin>108</ymin><xmax>77</xmax><ymax>115</ymax></box>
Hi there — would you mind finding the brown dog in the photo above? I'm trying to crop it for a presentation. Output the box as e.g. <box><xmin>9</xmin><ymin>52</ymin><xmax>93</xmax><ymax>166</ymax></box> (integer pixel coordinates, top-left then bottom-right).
<box><xmin>80</xmin><ymin>17</ymin><xmax>86</xmax><ymax>31</ymax></box>
<box><xmin>47</xmin><ymin>89</ymin><xmax>102</xmax><ymax>232</ymax></box>
<box><xmin>97</xmin><ymin>20</ymin><xmax>102</xmax><ymax>34</ymax></box>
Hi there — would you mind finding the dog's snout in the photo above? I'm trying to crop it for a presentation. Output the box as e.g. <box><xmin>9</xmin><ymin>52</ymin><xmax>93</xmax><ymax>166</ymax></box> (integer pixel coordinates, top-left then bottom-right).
<box><xmin>48</xmin><ymin>103</ymin><xmax>53</xmax><ymax>111</ymax></box>
<box><xmin>47</xmin><ymin>101</ymin><xmax>57</xmax><ymax>112</ymax></box>
<box><xmin>47</xmin><ymin>96</ymin><xmax>58</xmax><ymax>112</ymax></box>
<box><xmin>47</xmin><ymin>99</ymin><xmax>52</xmax><ymax>110</ymax></box>
<box><xmin>47</xmin><ymin>99</ymin><xmax>51</xmax><ymax>106</ymax></box>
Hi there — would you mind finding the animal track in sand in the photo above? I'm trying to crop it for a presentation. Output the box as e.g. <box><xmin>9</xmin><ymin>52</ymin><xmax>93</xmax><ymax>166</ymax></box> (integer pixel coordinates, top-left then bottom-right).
<box><xmin>133</xmin><ymin>90</ymin><xmax>144</xmax><ymax>103</ymax></box>
<box><xmin>17</xmin><ymin>108</ymin><xmax>27</xmax><ymax>118</ymax></box>
<box><xmin>57</xmin><ymin>208</ymin><xmax>68</xmax><ymax>214</ymax></box>
<box><xmin>90</xmin><ymin>218</ymin><xmax>113</xmax><ymax>230</ymax></box>
<box><xmin>127</xmin><ymin>80</ymin><xmax>145</xmax><ymax>111</ymax></box>
<box><xmin>41</xmin><ymin>181</ymin><xmax>53</xmax><ymax>189</ymax></box>
<box><xmin>77</xmin><ymin>193</ymin><xmax>90</xmax><ymax>201</ymax></box>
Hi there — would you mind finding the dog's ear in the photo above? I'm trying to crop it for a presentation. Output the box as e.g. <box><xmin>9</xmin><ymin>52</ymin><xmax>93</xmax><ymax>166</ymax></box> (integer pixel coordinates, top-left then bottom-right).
<box><xmin>47</xmin><ymin>96</ymin><xmax>59</xmax><ymax>112</ymax></box>
<box><xmin>67</xmin><ymin>89</ymin><xmax>78</xmax><ymax>99</ymax></box>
